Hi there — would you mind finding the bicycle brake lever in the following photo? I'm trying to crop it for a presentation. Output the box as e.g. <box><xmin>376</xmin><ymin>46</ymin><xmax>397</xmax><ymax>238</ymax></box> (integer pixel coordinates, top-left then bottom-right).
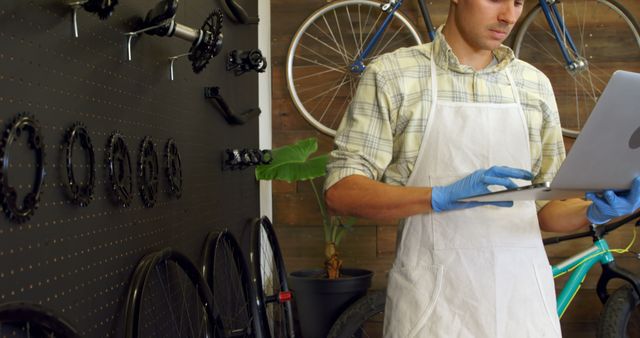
<box><xmin>204</xmin><ymin>87</ymin><xmax>261</xmax><ymax>124</ymax></box>
<box><xmin>220</xmin><ymin>0</ymin><xmax>259</xmax><ymax>24</ymax></box>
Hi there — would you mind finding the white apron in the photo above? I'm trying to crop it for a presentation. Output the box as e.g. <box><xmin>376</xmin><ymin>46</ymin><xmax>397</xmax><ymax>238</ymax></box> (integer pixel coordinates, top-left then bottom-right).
<box><xmin>383</xmin><ymin>56</ymin><xmax>562</xmax><ymax>338</ymax></box>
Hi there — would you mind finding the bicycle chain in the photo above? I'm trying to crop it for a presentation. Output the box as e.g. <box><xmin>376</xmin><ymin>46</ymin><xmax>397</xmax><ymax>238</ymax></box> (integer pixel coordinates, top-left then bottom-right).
<box><xmin>165</xmin><ymin>139</ymin><xmax>183</xmax><ymax>199</ymax></box>
<box><xmin>106</xmin><ymin>131</ymin><xmax>133</xmax><ymax>207</ymax></box>
<box><xmin>64</xmin><ymin>122</ymin><xmax>96</xmax><ymax>207</ymax></box>
<box><xmin>189</xmin><ymin>9</ymin><xmax>224</xmax><ymax>73</ymax></box>
<box><xmin>138</xmin><ymin>137</ymin><xmax>159</xmax><ymax>208</ymax></box>
<box><xmin>83</xmin><ymin>0</ymin><xmax>119</xmax><ymax>20</ymax></box>
<box><xmin>0</xmin><ymin>113</ymin><xmax>46</xmax><ymax>223</ymax></box>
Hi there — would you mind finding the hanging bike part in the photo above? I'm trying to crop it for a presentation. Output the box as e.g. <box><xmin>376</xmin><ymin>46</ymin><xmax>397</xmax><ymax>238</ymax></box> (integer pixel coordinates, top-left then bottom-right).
<box><xmin>106</xmin><ymin>132</ymin><xmax>133</xmax><ymax>207</ymax></box>
<box><xmin>220</xmin><ymin>0</ymin><xmax>259</xmax><ymax>24</ymax></box>
<box><xmin>125</xmin><ymin>0</ymin><xmax>223</xmax><ymax>76</ymax></box>
<box><xmin>0</xmin><ymin>302</ymin><xmax>81</xmax><ymax>338</ymax></box>
<box><xmin>204</xmin><ymin>86</ymin><xmax>261</xmax><ymax>124</ymax></box>
<box><xmin>138</xmin><ymin>137</ymin><xmax>159</xmax><ymax>208</ymax></box>
<box><xmin>226</xmin><ymin>49</ymin><xmax>267</xmax><ymax>76</ymax></box>
<box><xmin>201</xmin><ymin>230</ymin><xmax>264</xmax><ymax>337</ymax></box>
<box><xmin>64</xmin><ymin>122</ymin><xmax>96</xmax><ymax>207</ymax></box>
<box><xmin>165</xmin><ymin>138</ymin><xmax>183</xmax><ymax>199</ymax></box>
<box><xmin>68</xmin><ymin>0</ymin><xmax>118</xmax><ymax>38</ymax></box>
<box><xmin>0</xmin><ymin>113</ymin><xmax>46</xmax><ymax>223</ymax></box>
<box><xmin>222</xmin><ymin>148</ymin><xmax>272</xmax><ymax>170</ymax></box>
<box><xmin>124</xmin><ymin>248</ymin><xmax>225</xmax><ymax>338</ymax></box>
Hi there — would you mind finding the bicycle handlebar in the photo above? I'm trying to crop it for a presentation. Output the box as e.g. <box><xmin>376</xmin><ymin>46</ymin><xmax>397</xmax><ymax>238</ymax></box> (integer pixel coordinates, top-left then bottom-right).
<box><xmin>543</xmin><ymin>210</ymin><xmax>640</xmax><ymax>246</ymax></box>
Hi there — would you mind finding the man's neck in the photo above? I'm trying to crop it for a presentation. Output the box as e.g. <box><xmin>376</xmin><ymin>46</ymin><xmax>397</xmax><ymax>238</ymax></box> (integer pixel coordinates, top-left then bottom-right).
<box><xmin>442</xmin><ymin>24</ymin><xmax>494</xmax><ymax>71</ymax></box>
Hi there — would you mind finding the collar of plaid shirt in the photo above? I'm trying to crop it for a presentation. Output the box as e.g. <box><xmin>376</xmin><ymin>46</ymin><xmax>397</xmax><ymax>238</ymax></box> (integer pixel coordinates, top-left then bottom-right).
<box><xmin>426</xmin><ymin>25</ymin><xmax>516</xmax><ymax>74</ymax></box>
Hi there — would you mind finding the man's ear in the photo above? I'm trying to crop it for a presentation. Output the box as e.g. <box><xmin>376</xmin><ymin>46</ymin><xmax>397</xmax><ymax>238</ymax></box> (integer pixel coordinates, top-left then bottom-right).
<box><xmin>451</xmin><ymin>0</ymin><xmax>459</xmax><ymax>4</ymax></box>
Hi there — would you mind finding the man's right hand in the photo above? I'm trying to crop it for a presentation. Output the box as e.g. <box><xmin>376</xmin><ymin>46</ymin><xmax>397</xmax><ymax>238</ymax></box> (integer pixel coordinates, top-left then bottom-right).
<box><xmin>431</xmin><ymin>166</ymin><xmax>533</xmax><ymax>212</ymax></box>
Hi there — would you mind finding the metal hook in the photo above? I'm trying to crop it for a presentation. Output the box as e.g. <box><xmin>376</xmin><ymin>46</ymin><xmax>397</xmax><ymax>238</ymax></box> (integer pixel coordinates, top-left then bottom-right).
<box><xmin>123</xmin><ymin>22</ymin><xmax>170</xmax><ymax>61</ymax></box>
<box><xmin>168</xmin><ymin>52</ymin><xmax>192</xmax><ymax>80</ymax></box>
<box><xmin>68</xmin><ymin>1</ymin><xmax>87</xmax><ymax>38</ymax></box>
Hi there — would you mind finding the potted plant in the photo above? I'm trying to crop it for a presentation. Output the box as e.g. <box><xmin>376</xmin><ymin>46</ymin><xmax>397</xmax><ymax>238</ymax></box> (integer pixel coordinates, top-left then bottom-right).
<box><xmin>255</xmin><ymin>137</ymin><xmax>373</xmax><ymax>338</ymax></box>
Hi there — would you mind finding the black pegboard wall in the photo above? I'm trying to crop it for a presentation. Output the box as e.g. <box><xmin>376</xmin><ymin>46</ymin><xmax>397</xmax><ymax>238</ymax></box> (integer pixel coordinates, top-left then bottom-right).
<box><xmin>0</xmin><ymin>0</ymin><xmax>260</xmax><ymax>336</ymax></box>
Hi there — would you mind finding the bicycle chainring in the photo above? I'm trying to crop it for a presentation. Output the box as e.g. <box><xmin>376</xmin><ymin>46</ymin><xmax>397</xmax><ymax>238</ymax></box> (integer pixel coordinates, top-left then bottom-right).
<box><xmin>189</xmin><ymin>9</ymin><xmax>223</xmax><ymax>73</ymax></box>
<box><xmin>138</xmin><ymin>137</ymin><xmax>159</xmax><ymax>208</ymax></box>
<box><xmin>106</xmin><ymin>131</ymin><xmax>133</xmax><ymax>207</ymax></box>
<box><xmin>165</xmin><ymin>138</ymin><xmax>183</xmax><ymax>199</ymax></box>
<box><xmin>83</xmin><ymin>0</ymin><xmax>119</xmax><ymax>20</ymax></box>
<box><xmin>64</xmin><ymin>122</ymin><xmax>96</xmax><ymax>207</ymax></box>
<box><xmin>0</xmin><ymin>113</ymin><xmax>46</xmax><ymax>223</ymax></box>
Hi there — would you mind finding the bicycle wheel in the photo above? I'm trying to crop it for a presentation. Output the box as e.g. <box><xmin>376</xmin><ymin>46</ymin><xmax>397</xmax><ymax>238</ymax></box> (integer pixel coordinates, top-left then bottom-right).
<box><xmin>286</xmin><ymin>0</ymin><xmax>422</xmax><ymax>136</ymax></box>
<box><xmin>250</xmin><ymin>216</ymin><xmax>295</xmax><ymax>338</ymax></box>
<box><xmin>597</xmin><ymin>284</ymin><xmax>640</xmax><ymax>338</ymax></box>
<box><xmin>0</xmin><ymin>302</ymin><xmax>80</xmax><ymax>338</ymax></box>
<box><xmin>124</xmin><ymin>248</ymin><xmax>222</xmax><ymax>338</ymax></box>
<box><xmin>201</xmin><ymin>230</ymin><xmax>263</xmax><ymax>338</ymax></box>
<box><xmin>327</xmin><ymin>290</ymin><xmax>386</xmax><ymax>338</ymax></box>
<box><xmin>513</xmin><ymin>0</ymin><xmax>640</xmax><ymax>138</ymax></box>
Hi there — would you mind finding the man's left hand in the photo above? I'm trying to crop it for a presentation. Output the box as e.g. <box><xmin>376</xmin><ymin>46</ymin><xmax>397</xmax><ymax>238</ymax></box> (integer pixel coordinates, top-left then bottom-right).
<box><xmin>586</xmin><ymin>177</ymin><xmax>640</xmax><ymax>224</ymax></box>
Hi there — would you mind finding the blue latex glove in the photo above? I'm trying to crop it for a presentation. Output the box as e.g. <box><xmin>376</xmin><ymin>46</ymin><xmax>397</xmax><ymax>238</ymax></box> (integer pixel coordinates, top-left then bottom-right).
<box><xmin>431</xmin><ymin>166</ymin><xmax>534</xmax><ymax>212</ymax></box>
<box><xmin>586</xmin><ymin>177</ymin><xmax>640</xmax><ymax>224</ymax></box>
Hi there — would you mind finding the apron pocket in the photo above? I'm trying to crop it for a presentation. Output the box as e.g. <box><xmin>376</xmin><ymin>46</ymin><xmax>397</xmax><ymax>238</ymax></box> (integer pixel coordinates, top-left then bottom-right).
<box><xmin>383</xmin><ymin>263</ymin><xmax>443</xmax><ymax>338</ymax></box>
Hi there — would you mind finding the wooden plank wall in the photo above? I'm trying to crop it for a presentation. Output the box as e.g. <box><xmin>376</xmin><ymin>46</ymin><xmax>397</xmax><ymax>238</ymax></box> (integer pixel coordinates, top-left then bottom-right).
<box><xmin>270</xmin><ymin>1</ymin><xmax>640</xmax><ymax>337</ymax></box>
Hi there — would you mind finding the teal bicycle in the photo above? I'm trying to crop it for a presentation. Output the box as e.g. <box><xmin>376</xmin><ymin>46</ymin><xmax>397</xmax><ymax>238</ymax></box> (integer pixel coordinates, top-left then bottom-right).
<box><xmin>328</xmin><ymin>212</ymin><xmax>640</xmax><ymax>338</ymax></box>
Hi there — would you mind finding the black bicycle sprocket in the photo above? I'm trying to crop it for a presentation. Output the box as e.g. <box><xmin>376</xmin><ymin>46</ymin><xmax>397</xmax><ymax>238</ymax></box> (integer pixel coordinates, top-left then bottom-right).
<box><xmin>138</xmin><ymin>137</ymin><xmax>159</xmax><ymax>208</ymax></box>
<box><xmin>64</xmin><ymin>122</ymin><xmax>96</xmax><ymax>207</ymax></box>
<box><xmin>0</xmin><ymin>113</ymin><xmax>46</xmax><ymax>223</ymax></box>
<box><xmin>165</xmin><ymin>138</ymin><xmax>183</xmax><ymax>199</ymax></box>
<box><xmin>189</xmin><ymin>9</ymin><xmax>224</xmax><ymax>73</ymax></box>
<box><xmin>106</xmin><ymin>132</ymin><xmax>133</xmax><ymax>207</ymax></box>
<box><xmin>83</xmin><ymin>0</ymin><xmax>118</xmax><ymax>20</ymax></box>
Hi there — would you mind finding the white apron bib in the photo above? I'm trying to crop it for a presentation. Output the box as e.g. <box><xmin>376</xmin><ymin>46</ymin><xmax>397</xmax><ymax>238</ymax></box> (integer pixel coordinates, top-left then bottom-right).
<box><xmin>383</xmin><ymin>57</ymin><xmax>562</xmax><ymax>338</ymax></box>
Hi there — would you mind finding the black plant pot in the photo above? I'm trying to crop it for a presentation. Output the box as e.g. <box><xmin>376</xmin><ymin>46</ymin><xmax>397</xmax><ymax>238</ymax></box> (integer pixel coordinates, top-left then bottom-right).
<box><xmin>289</xmin><ymin>268</ymin><xmax>373</xmax><ymax>338</ymax></box>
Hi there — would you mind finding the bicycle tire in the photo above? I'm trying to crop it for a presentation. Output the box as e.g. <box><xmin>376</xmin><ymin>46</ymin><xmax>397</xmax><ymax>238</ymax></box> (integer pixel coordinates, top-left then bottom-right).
<box><xmin>201</xmin><ymin>230</ymin><xmax>263</xmax><ymax>338</ymax></box>
<box><xmin>513</xmin><ymin>0</ymin><xmax>640</xmax><ymax>138</ymax></box>
<box><xmin>0</xmin><ymin>302</ymin><xmax>80</xmax><ymax>338</ymax></box>
<box><xmin>327</xmin><ymin>290</ymin><xmax>386</xmax><ymax>338</ymax></box>
<box><xmin>597</xmin><ymin>284</ymin><xmax>640</xmax><ymax>338</ymax></box>
<box><xmin>124</xmin><ymin>248</ymin><xmax>222</xmax><ymax>338</ymax></box>
<box><xmin>286</xmin><ymin>0</ymin><xmax>422</xmax><ymax>136</ymax></box>
<box><xmin>250</xmin><ymin>216</ymin><xmax>295</xmax><ymax>338</ymax></box>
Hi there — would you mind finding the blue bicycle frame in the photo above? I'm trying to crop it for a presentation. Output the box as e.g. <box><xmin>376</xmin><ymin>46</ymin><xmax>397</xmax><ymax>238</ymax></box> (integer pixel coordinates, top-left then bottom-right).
<box><xmin>548</xmin><ymin>213</ymin><xmax>640</xmax><ymax>319</ymax></box>
<box><xmin>536</xmin><ymin>0</ymin><xmax>585</xmax><ymax>71</ymax></box>
<box><xmin>552</xmin><ymin>238</ymin><xmax>614</xmax><ymax>317</ymax></box>
<box><xmin>350</xmin><ymin>0</ymin><xmax>586</xmax><ymax>75</ymax></box>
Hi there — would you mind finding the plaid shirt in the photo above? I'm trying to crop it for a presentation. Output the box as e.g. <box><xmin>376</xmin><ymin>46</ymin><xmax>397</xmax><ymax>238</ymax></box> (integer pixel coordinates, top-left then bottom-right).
<box><xmin>325</xmin><ymin>28</ymin><xmax>566</xmax><ymax>210</ymax></box>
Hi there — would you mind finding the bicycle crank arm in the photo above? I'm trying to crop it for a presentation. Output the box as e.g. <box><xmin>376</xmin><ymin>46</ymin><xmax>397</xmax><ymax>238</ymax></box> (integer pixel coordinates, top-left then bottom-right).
<box><xmin>204</xmin><ymin>87</ymin><xmax>261</xmax><ymax>124</ymax></box>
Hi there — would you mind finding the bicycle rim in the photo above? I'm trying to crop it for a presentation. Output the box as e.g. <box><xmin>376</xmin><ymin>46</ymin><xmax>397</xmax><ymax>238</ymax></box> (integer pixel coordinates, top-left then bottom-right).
<box><xmin>208</xmin><ymin>231</ymin><xmax>257</xmax><ymax>337</ymax></box>
<box><xmin>286</xmin><ymin>0</ymin><xmax>422</xmax><ymax>136</ymax></box>
<box><xmin>513</xmin><ymin>0</ymin><xmax>640</xmax><ymax>138</ymax></box>
<box><xmin>252</xmin><ymin>217</ymin><xmax>295</xmax><ymax>338</ymax></box>
<box><xmin>125</xmin><ymin>249</ymin><xmax>218</xmax><ymax>338</ymax></box>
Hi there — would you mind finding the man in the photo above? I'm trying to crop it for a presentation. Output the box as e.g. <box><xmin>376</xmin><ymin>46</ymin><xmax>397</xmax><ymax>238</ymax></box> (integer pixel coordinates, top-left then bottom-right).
<box><xmin>324</xmin><ymin>0</ymin><xmax>640</xmax><ymax>336</ymax></box>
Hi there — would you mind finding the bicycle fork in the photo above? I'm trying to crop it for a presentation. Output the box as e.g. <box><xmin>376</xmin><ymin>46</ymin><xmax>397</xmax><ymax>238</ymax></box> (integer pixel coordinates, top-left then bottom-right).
<box><xmin>350</xmin><ymin>0</ymin><xmax>405</xmax><ymax>74</ymax></box>
<box><xmin>538</xmin><ymin>0</ymin><xmax>587</xmax><ymax>73</ymax></box>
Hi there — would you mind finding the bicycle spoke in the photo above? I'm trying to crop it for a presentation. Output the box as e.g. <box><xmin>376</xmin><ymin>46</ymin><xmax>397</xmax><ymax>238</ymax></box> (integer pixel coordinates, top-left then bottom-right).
<box><xmin>302</xmin><ymin>72</ymin><xmax>352</xmax><ymax>106</ymax></box>
<box><xmin>296</xmin><ymin>41</ymin><xmax>346</xmax><ymax>72</ymax></box>
<box><xmin>301</xmin><ymin>32</ymin><xmax>351</xmax><ymax>67</ymax></box>
<box><xmin>346</xmin><ymin>6</ymin><xmax>360</xmax><ymax>55</ymax></box>
<box><xmin>323</xmin><ymin>15</ymin><xmax>350</xmax><ymax>66</ymax></box>
<box><xmin>354</xmin><ymin>10</ymin><xmax>384</xmax><ymax>62</ymax></box>
<box><xmin>156</xmin><ymin>265</ymin><xmax>182</xmax><ymax>337</ymax></box>
<box><xmin>294</xmin><ymin>54</ymin><xmax>345</xmax><ymax>74</ymax></box>
<box><xmin>333</xmin><ymin>9</ymin><xmax>351</xmax><ymax>64</ymax></box>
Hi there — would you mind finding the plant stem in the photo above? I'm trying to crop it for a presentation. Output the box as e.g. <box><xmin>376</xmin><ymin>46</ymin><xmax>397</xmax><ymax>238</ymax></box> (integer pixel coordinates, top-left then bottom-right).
<box><xmin>310</xmin><ymin>179</ymin><xmax>330</xmax><ymax>243</ymax></box>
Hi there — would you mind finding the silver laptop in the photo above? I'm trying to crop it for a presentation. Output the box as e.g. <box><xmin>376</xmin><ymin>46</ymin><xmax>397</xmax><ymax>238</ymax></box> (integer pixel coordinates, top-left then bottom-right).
<box><xmin>460</xmin><ymin>70</ymin><xmax>640</xmax><ymax>202</ymax></box>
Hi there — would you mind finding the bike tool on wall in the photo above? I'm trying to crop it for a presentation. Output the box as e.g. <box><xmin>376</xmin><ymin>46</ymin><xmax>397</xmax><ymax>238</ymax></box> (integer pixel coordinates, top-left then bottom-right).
<box><xmin>124</xmin><ymin>0</ymin><xmax>223</xmax><ymax>79</ymax></box>
<box><xmin>67</xmin><ymin>0</ymin><xmax>119</xmax><ymax>37</ymax></box>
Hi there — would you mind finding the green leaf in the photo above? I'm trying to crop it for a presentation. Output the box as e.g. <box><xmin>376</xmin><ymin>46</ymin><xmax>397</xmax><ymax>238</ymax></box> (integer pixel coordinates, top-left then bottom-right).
<box><xmin>255</xmin><ymin>138</ymin><xmax>328</xmax><ymax>182</ymax></box>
